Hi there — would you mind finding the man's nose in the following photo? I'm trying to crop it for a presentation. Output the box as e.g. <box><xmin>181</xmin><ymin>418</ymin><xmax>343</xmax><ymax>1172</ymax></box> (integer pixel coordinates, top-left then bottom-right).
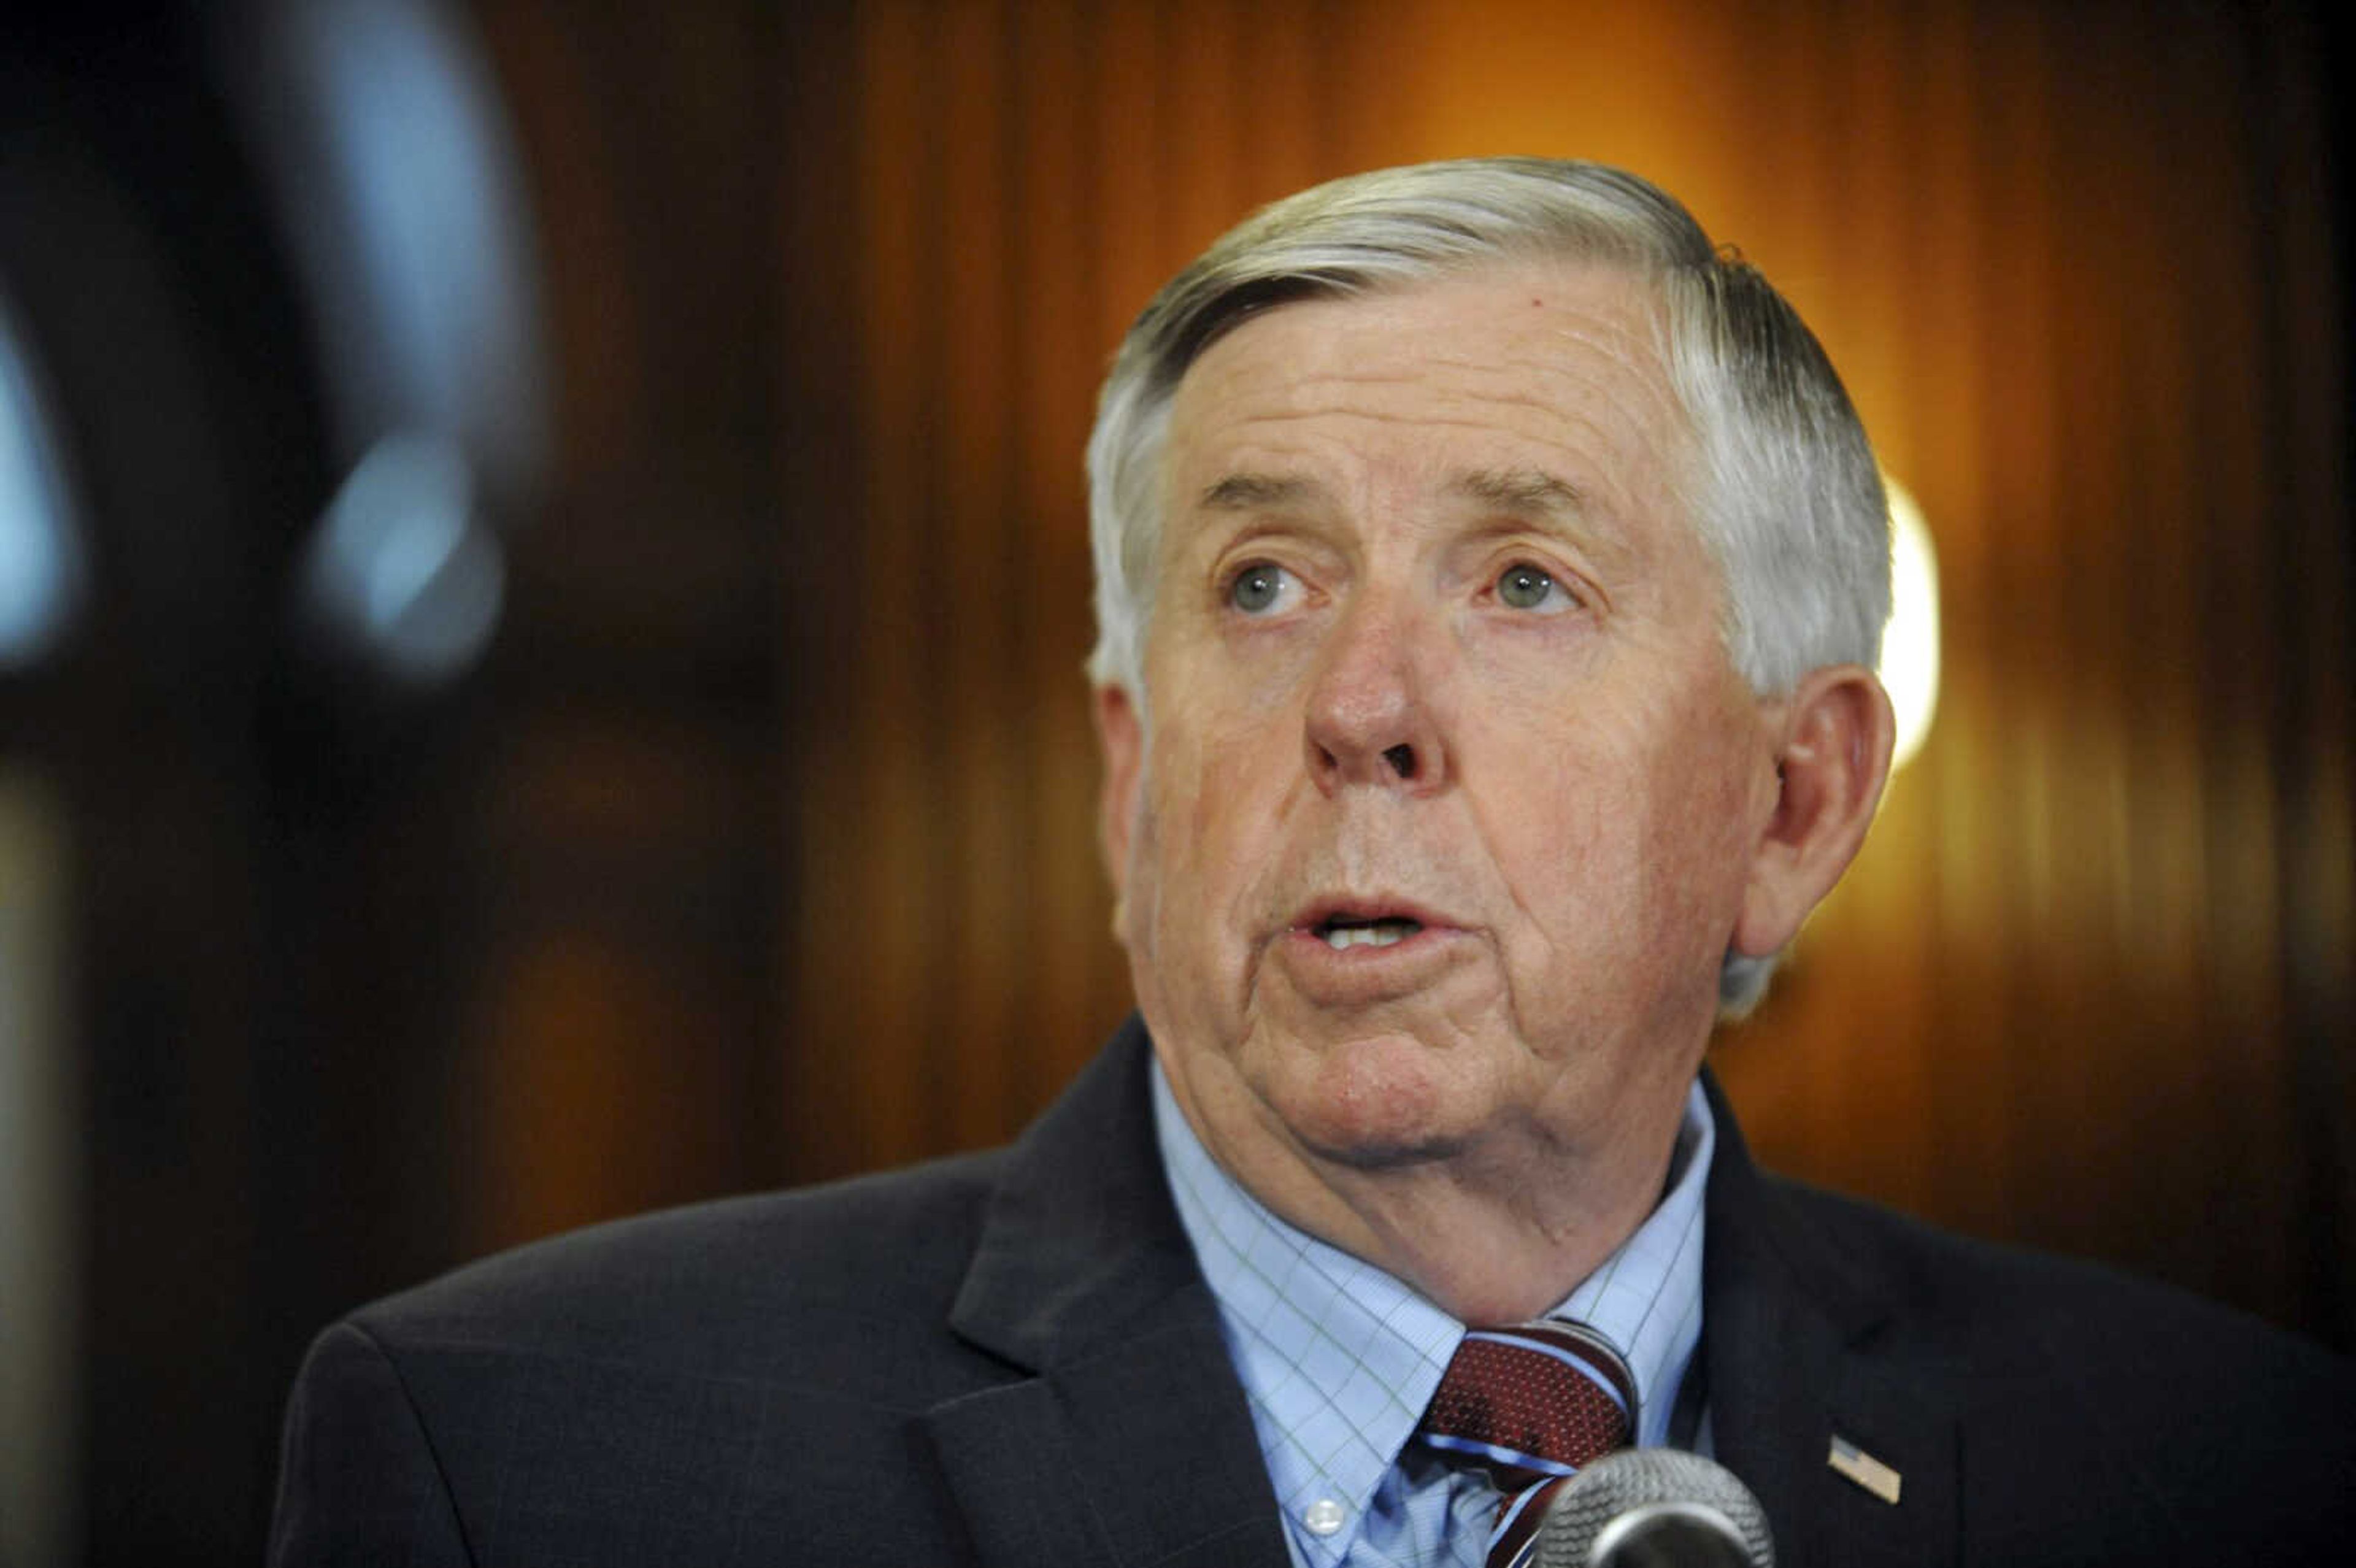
<box><xmin>1303</xmin><ymin>596</ymin><xmax>1448</xmax><ymax>795</ymax></box>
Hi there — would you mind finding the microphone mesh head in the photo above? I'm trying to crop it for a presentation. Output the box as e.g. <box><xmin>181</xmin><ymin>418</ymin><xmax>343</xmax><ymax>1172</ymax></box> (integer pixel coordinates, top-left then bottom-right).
<box><xmin>1531</xmin><ymin>1448</ymin><xmax>1775</xmax><ymax>1567</ymax></box>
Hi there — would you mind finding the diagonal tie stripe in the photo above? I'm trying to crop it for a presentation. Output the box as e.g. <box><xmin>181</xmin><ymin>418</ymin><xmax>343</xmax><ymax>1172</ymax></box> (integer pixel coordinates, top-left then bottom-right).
<box><xmin>1415</xmin><ymin>1320</ymin><xmax>1635</xmax><ymax>1568</ymax></box>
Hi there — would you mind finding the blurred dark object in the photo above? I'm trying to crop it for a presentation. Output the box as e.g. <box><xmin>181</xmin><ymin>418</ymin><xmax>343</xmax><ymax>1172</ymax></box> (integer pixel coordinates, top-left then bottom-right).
<box><xmin>222</xmin><ymin>0</ymin><xmax>549</xmax><ymax>703</ymax></box>
<box><xmin>1</xmin><ymin>1</ymin><xmax>553</xmax><ymax>1561</ymax></box>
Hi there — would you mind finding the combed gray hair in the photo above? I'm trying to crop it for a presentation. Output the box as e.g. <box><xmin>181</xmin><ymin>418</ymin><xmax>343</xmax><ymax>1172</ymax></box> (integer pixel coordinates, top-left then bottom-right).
<box><xmin>1084</xmin><ymin>158</ymin><xmax>1890</xmax><ymax>1016</ymax></box>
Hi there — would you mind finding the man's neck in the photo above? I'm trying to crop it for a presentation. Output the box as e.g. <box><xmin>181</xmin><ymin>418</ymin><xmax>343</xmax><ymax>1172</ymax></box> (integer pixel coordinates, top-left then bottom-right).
<box><xmin>1166</xmin><ymin>1063</ymin><xmax>1689</xmax><ymax>1324</ymax></box>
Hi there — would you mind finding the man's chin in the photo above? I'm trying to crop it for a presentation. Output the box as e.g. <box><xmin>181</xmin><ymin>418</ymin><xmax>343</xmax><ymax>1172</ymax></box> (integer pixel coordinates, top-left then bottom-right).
<box><xmin>1288</xmin><ymin>1124</ymin><xmax>1471</xmax><ymax>1172</ymax></box>
<box><xmin>1252</xmin><ymin>1031</ymin><xmax>1485</xmax><ymax>1172</ymax></box>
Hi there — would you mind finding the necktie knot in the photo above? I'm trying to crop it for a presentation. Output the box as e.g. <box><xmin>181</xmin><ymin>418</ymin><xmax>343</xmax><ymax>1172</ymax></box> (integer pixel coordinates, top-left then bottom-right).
<box><xmin>1416</xmin><ymin>1320</ymin><xmax>1634</xmax><ymax>1567</ymax></box>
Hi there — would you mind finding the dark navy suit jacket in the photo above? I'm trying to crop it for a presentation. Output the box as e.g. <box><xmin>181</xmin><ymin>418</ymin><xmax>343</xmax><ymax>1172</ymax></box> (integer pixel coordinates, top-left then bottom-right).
<box><xmin>271</xmin><ymin>1018</ymin><xmax>2356</xmax><ymax>1566</ymax></box>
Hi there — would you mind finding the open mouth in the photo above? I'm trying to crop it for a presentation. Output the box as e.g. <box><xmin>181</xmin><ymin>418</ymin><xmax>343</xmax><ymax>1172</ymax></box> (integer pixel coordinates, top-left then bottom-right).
<box><xmin>1313</xmin><ymin>914</ymin><xmax>1425</xmax><ymax>951</ymax></box>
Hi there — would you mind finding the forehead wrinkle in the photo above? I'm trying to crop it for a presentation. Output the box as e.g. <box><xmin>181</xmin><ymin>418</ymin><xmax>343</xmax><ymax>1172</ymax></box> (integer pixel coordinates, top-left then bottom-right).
<box><xmin>1211</xmin><ymin>375</ymin><xmax>1668</xmax><ymax>450</ymax></box>
<box><xmin>1179</xmin><ymin>405</ymin><xmax>1667</xmax><ymax>543</ymax></box>
<box><xmin>1265</xmin><ymin>352</ymin><xmax>1657</xmax><ymax>410</ymax></box>
<box><xmin>1204</xmin><ymin>405</ymin><xmax>1580</xmax><ymax>438</ymax></box>
<box><xmin>1185</xmin><ymin>340</ymin><xmax>1676</xmax><ymax>441</ymax></box>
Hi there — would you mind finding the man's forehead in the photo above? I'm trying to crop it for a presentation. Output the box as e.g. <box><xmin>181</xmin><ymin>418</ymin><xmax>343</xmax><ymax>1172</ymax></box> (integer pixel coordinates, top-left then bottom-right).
<box><xmin>1187</xmin><ymin>253</ymin><xmax>1658</xmax><ymax>364</ymax></box>
<box><xmin>1158</xmin><ymin>261</ymin><xmax>1687</xmax><ymax>531</ymax></box>
<box><xmin>1169</xmin><ymin>261</ymin><xmax>1669</xmax><ymax>417</ymax></box>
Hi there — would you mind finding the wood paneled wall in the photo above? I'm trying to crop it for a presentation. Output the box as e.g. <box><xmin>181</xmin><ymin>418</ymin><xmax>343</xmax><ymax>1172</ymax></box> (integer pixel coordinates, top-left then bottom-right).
<box><xmin>787</xmin><ymin>0</ymin><xmax>1349</xmax><ymax>1175</ymax></box>
<box><xmin>466</xmin><ymin>0</ymin><xmax>2349</xmax><ymax>1343</ymax></box>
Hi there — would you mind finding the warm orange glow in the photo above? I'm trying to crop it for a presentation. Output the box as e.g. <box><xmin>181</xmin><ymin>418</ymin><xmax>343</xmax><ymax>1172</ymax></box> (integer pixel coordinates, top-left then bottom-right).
<box><xmin>456</xmin><ymin>0</ymin><xmax>2345</xmax><ymax>1333</ymax></box>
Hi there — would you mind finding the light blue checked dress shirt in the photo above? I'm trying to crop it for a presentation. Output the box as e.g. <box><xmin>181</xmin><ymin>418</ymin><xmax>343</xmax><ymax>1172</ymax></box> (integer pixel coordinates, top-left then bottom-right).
<box><xmin>1152</xmin><ymin>1060</ymin><xmax>1712</xmax><ymax>1568</ymax></box>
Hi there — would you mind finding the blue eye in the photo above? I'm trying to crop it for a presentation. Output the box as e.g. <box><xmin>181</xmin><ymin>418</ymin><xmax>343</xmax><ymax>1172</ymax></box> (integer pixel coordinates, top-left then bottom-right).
<box><xmin>1497</xmin><ymin>562</ymin><xmax>1571</xmax><ymax>612</ymax></box>
<box><xmin>1228</xmin><ymin>563</ymin><xmax>1295</xmax><ymax>615</ymax></box>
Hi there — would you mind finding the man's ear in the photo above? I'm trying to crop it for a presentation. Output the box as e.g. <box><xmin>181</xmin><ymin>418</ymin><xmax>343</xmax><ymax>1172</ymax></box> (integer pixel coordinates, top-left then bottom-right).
<box><xmin>1731</xmin><ymin>664</ymin><xmax>1896</xmax><ymax>958</ymax></box>
<box><xmin>1092</xmin><ymin>682</ymin><xmax>1145</xmax><ymax>917</ymax></box>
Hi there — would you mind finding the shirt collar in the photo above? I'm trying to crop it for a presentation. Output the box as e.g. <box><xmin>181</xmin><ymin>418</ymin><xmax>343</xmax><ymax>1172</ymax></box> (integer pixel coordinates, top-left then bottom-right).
<box><xmin>1152</xmin><ymin>1057</ymin><xmax>1712</xmax><ymax>1562</ymax></box>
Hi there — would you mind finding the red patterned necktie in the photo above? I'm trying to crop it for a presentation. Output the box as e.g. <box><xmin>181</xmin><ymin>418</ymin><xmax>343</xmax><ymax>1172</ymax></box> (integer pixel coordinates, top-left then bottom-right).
<box><xmin>1415</xmin><ymin>1320</ymin><xmax>1636</xmax><ymax>1568</ymax></box>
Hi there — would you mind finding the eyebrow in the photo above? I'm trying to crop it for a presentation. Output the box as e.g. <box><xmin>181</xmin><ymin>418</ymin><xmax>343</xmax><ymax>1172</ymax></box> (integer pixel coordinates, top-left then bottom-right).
<box><xmin>1447</xmin><ymin>466</ymin><xmax>1588</xmax><ymax>518</ymax></box>
<box><xmin>1197</xmin><ymin>467</ymin><xmax>1585</xmax><ymax>512</ymax></box>
<box><xmin>1197</xmin><ymin>472</ymin><xmax>1325</xmax><ymax>512</ymax></box>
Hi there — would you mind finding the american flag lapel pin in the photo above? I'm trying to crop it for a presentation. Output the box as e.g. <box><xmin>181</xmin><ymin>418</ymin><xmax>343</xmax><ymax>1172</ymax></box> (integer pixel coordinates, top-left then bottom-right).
<box><xmin>1828</xmin><ymin>1433</ymin><xmax>1903</xmax><ymax>1504</ymax></box>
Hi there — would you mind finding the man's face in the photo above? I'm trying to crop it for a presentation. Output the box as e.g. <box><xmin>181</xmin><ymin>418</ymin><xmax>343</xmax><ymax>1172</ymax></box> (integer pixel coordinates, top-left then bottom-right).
<box><xmin>1099</xmin><ymin>261</ymin><xmax>1781</xmax><ymax>1196</ymax></box>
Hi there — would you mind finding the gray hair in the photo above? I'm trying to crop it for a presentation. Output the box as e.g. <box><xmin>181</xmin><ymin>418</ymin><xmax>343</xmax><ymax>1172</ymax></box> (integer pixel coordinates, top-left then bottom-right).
<box><xmin>1084</xmin><ymin>158</ymin><xmax>1890</xmax><ymax>1015</ymax></box>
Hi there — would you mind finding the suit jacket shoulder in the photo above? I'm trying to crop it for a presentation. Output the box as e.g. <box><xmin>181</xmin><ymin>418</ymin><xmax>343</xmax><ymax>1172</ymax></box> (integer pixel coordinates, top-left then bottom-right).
<box><xmin>1700</xmin><ymin>1074</ymin><xmax>2356</xmax><ymax>1567</ymax></box>
<box><xmin>355</xmin><ymin>1142</ymin><xmax>1017</xmax><ymax>1396</ymax></box>
<box><xmin>271</xmin><ymin>1020</ymin><xmax>1290</xmax><ymax>1568</ymax></box>
<box><xmin>272</xmin><ymin>1151</ymin><xmax>1017</xmax><ymax>1567</ymax></box>
<box><xmin>275</xmin><ymin>1028</ymin><xmax>2355</xmax><ymax>1568</ymax></box>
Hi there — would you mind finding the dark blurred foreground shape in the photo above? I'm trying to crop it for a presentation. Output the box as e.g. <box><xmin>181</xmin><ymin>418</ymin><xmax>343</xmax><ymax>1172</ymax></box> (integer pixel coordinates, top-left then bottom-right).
<box><xmin>0</xmin><ymin>1</ymin><xmax>2347</xmax><ymax>1564</ymax></box>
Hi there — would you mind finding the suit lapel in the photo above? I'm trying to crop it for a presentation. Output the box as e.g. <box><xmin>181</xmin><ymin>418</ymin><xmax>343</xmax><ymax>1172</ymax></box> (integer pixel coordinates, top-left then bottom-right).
<box><xmin>922</xmin><ymin>1020</ymin><xmax>1292</xmax><ymax>1568</ymax></box>
<box><xmin>1699</xmin><ymin>1071</ymin><xmax>1961</xmax><ymax>1568</ymax></box>
<box><xmin>923</xmin><ymin>1036</ymin><xmax>1966</xmax><ymax>1567</ymax></box>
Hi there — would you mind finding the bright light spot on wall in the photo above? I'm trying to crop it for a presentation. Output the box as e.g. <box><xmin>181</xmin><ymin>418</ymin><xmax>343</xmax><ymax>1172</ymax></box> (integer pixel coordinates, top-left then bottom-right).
<box><xmin>0</xmin><ymin>292</ymin><xmax>84</xmax><ymax>669</ymax></box>
<box><xmin>227</xmin><ymin>0</ymin><xmax>550</xmax><ymax>502</ymax></box>
<box><xmin>298</xmin><ymin>431</ymin><xmax>504</xmax><ymax>685</ymax></box>
<box><xmin>1881</xmin><ymin>475</ymin><xmax>1941</xmax><ymax>771</ymax></box>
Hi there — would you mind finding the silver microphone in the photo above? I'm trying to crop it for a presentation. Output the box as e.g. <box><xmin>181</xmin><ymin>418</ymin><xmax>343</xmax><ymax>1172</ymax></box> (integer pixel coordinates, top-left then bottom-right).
<box><xmin>1531</xmin><ymin>1449</ymin><xmax>1774</xmax><ymax>1567</ymax></box>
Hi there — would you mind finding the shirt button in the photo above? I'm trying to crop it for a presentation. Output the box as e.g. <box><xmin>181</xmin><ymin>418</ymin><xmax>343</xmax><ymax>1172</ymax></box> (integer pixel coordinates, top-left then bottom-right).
<box><xmin>1302</xmin><ymin>1498</ymin><xmax>1346</xmax><ymax>1537</ymax></box>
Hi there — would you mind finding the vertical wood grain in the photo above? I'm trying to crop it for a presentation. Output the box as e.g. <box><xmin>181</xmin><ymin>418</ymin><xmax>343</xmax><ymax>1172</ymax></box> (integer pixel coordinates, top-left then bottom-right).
<box><xmin>461</xmin><ymin>0</ymin><xmax>2345</xmax><ymax>1343</ymax></box>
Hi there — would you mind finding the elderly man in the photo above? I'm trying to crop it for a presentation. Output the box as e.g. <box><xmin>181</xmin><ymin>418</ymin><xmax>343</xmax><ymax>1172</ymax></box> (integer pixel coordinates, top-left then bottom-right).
<box><xmin>272</xmin><ymin>159</ymin><xmax>2352</xmax><ymax>1567</ymax></box>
